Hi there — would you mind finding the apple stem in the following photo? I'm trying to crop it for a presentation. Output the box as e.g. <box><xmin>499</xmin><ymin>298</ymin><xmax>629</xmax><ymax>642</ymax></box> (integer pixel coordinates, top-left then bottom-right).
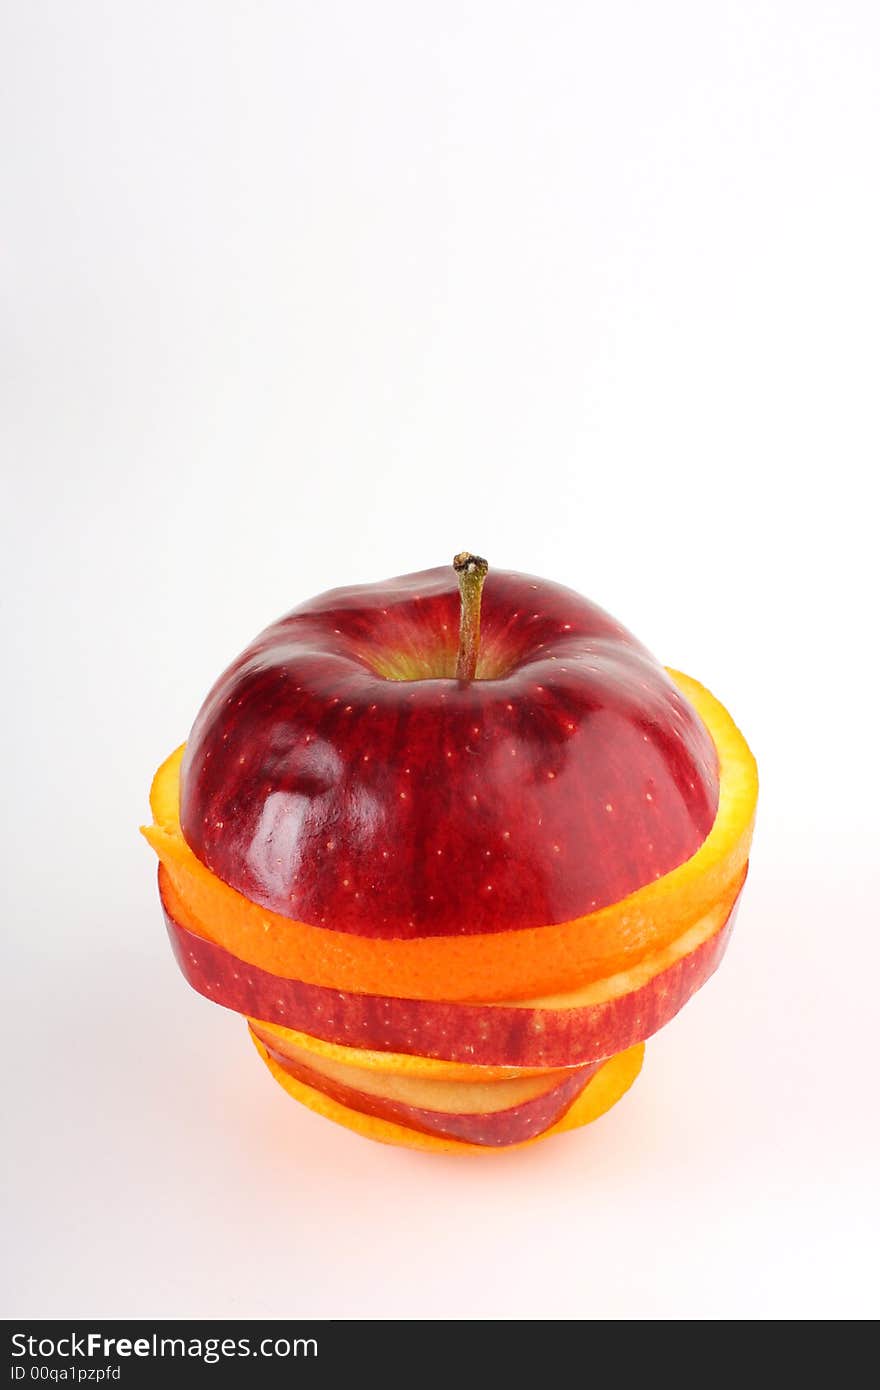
<box><xmin>453</xmin><ymin>552</ymin><xmax>489</xmax><ymax>680</ymax></box>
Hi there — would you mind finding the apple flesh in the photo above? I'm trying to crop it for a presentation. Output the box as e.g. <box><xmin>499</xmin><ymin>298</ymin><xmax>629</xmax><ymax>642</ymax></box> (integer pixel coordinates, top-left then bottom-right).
<box><xmin>254</xmin><ymin>1035</ymin><xmax>646</xmax><ymax>1154</ymax></box>
<box><xmin>257</xmin><ymin>1036</ymin><xmax>594</xmax><ymax>1146</ymax></box>
<box><xmin>253</xmin><ymin>1028</ymin><xmax>595</xmax><ymax>1112</ymax></box>
<box><xmin>179</xmin><ymin>567</ymin><xmax>720</xmax><ymax>938</ymax></box>
<box><xmin>161</xmin><ymin>864</ymin><xmax>743</xmax><ymax>1068</ymax></box>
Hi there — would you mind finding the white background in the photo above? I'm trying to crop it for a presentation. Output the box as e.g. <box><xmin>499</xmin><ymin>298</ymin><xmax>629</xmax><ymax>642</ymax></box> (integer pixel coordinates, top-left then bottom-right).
<box><xmin>3</xmin><ymin>2</ymin><xmax>879</xmax><ymax>1321</ymax></box>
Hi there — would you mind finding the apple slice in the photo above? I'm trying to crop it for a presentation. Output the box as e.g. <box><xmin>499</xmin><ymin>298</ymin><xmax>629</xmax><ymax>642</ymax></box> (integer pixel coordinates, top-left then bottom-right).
<box><xmin>161</xmin><ymin>862</ymin><xmax>744</xmax><ymax>1068</ymax></box>
<box><xmin>252</xmin><ymin>1032</ymin><xmax>645</xmax><ymax>1154</ymax></box>
<box><xmin>248</xmin><ymin>1016</ymin><xmax>548</xmax><ymax>1082</ymax></box>
<box><xmin>254</xmin><ymin>1032</ymin><xmax>599</xmax><ymax>1146</ymax></box>
<box><xmin>143</xmin><ymin>671</ymin><xmax>756</xmax><ymax>1003</ymax></box>
<box><xmin>249</xmin><ymin>1027</ymin><xmax>589</xmax><ymax>1111</ymax></box>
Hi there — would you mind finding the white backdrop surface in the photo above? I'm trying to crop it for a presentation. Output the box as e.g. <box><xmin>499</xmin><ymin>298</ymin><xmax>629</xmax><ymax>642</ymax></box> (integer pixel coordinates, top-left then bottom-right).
<box><xmin>2</xmin><ymin>2</ymin><xmax>878</xmax><ymax>1320</ymax></box>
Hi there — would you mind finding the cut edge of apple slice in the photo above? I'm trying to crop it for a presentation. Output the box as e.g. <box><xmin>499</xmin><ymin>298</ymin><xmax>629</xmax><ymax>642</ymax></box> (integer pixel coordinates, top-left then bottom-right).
<box><xmin>519</xmin><ymin>862</ymin><xmax>745</xmax><ymax>1009</ymax></box>
<box><xmin>247</xmin><ymin>1016</ymin><xmax>548</xmax><ymax>1081</ymax></box>
<box><xmin>251</xmin><ymin>1031</ymin><xmax>645</xmax><ymax>1154</ymax></box>
<box><xmin>252</xmin><ymin>1025</ymin><xmax>595</xmax><ymax>1114</ymax></box>
<box><xmin>143</xmin><ymin>669</ymin><xmax>756</xmax><ymax>1002</ymax></box>
<box><xmin>260</xmin><ymin>1041</ymin><xmax>595</xmax><ymax>1145</ymax></box>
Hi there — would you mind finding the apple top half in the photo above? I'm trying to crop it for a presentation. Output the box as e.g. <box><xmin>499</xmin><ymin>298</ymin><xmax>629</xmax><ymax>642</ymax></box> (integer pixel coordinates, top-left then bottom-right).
<box><xmin>179</xmin><ymin>567</ymin><xmax>719</xmax><ymax>939</ymax></box>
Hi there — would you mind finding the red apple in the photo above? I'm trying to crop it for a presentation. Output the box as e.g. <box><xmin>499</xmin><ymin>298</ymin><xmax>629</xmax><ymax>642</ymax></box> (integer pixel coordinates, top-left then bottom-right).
<box><xmin>257</xmin><ymin>1036</ymin><xmax>595</xmax><ymax>1147</ymax></box>
<box><xmin>178</xmin><ymin>565</ymin><xmax>720</xmax><ymax>939</ymax></box>
<box><xmin>161</xmin><ymin>865</ymin><xmax>743</xmax><ymax>1068</ymax></box>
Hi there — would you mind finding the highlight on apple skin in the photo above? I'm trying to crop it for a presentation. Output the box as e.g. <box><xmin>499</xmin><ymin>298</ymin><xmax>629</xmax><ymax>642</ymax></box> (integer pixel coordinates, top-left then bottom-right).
<box><xmin>143</xmin><ymin>554</ymin><xmax>758</xmax><ymax>1151</ymax></box>
<box><xmin>178</xmin><ymin>565</ymin><xmax>720</xmax><ymax>938</ymax></box>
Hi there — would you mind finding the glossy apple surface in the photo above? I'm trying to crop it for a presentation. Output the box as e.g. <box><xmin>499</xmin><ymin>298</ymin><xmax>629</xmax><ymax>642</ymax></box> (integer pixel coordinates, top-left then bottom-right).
<box><xmin>179</xmin><ymin>567</ymin><xmax>719</xmax><ymax>938</ymax></box>
<box><xmin>162</xmin><ymin>865</ymin><xmax>742</xmax><ymax>1067</ymax></box>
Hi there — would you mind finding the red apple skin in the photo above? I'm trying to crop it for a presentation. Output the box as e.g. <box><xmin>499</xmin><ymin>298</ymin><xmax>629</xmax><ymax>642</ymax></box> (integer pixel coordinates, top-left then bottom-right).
<box><xmin>179</xmin><ymin>567</ymin><xmax>719</xmax><ymax>939</ymax></box>
<box><xmin>162</xmin><ymin>869</ymin><xmax>741</xmax><ymax>1068</ymax></box>
<box><xmin>258</xmin><ymin>1039</ymin><xmax>594</xmax><ymax>1146</ymax></box>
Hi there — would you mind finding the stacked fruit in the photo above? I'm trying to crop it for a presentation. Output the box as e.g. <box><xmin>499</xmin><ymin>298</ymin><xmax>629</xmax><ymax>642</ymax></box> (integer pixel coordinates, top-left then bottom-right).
<box><xmin>143</xmin><ymin>556</ymin><xmax>757</xmax><ymax>1154</ymax></box>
